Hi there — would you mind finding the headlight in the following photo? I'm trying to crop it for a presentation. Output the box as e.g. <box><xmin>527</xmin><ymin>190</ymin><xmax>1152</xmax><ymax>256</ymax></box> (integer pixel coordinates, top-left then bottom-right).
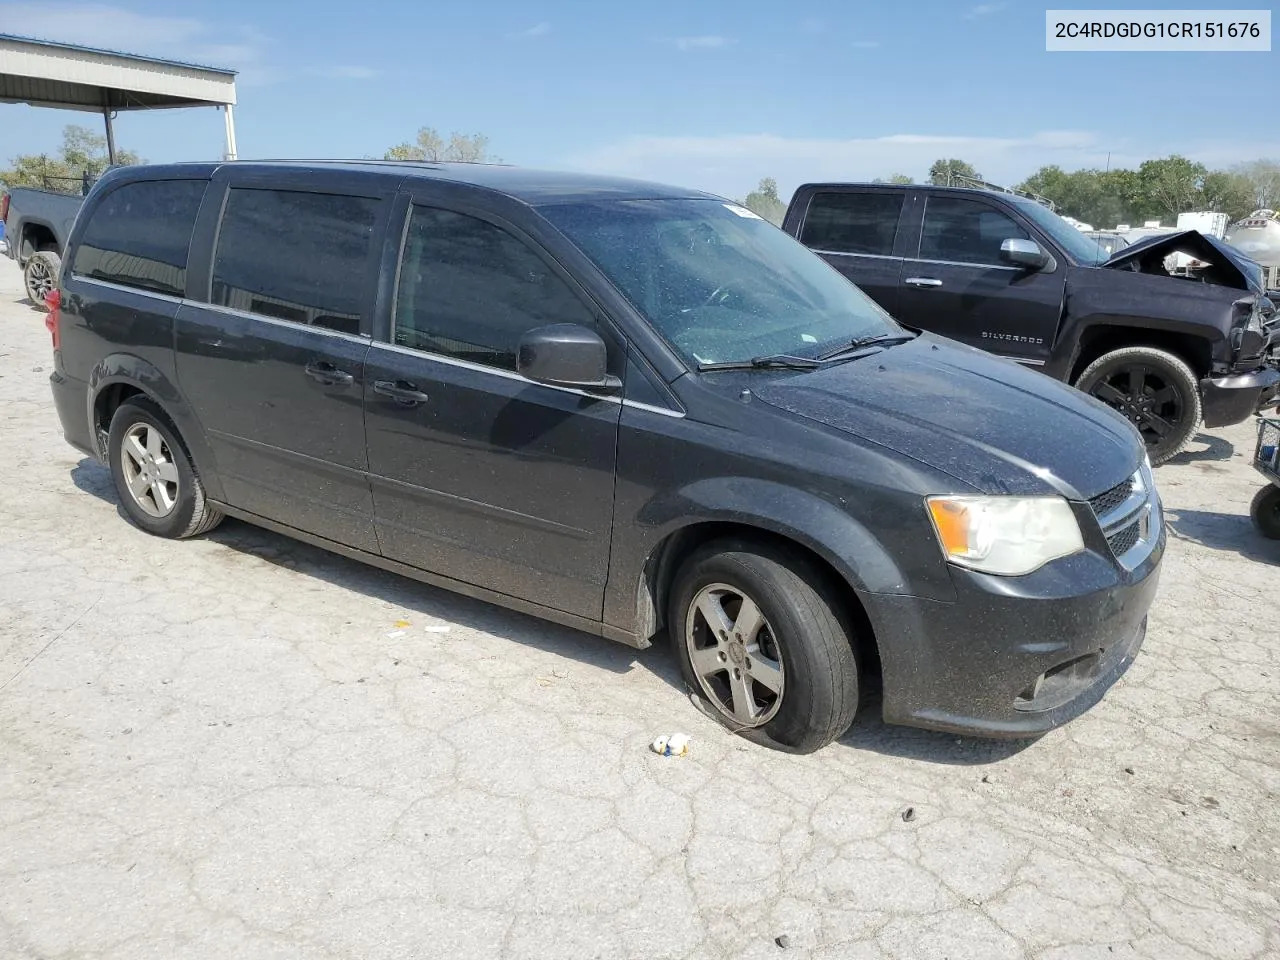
<box><xmin>926</xmin><ymin>495</ymin><xmax>1084</xmax><ymax>576</ymax></box>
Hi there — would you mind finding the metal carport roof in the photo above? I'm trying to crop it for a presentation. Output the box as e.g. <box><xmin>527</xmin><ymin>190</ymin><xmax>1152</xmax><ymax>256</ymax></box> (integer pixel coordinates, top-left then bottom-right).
<box><xmin>0</xmin><ymin>33</ymin><xmax>238</xmax><ymax>162</ymax></box>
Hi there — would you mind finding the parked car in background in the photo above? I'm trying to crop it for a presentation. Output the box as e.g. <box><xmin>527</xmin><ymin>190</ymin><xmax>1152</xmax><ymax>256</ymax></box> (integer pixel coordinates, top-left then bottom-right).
<box><xmin>46</xmin><ymin>161</ymin><xmax>1163</xmax><ymax>751</ymax></box>
<box><xmin>1</xmin><ymin>186</ymin><xmax>86</xmax><ymax>307</ymax></box>
<box><xmin>784</xmin><ymin>183</ymin><xmax>1280</xmax><ymax>463</ymax></box>
<box><xmin>1084</xmin><ymin>231</ymin><xmax>1129</xmax><ymax>257</ymax></box>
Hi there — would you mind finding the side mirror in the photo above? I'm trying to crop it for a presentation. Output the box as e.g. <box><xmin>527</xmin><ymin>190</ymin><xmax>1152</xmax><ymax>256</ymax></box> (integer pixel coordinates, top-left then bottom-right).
<box><xmin>1000</xmin><ymin>237</ymin><xmax>1050</xmax><ymax>270</ymax></box>
<box><xmin>517</xmin><ymin>323</ymin><xmax>622</xmax><ymax>392</ymax></box>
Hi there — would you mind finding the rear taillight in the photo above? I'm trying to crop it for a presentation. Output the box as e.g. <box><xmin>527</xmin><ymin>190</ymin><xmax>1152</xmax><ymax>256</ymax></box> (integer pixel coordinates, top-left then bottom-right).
<box><xmin>0</xmin><ymin>193</ymin><xmax>9</xmax><ymax>223</ymax></box>
<box><xmin>45</xmin><ymin>288</ymin><xmax>61</xmax><ymax>350</ymax></box>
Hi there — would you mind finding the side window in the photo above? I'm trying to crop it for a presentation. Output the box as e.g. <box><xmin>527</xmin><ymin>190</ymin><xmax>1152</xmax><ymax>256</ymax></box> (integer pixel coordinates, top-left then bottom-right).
<box><xmin>919</xmin><ymin>197</ymin><xmax>1029</xmax><ymax>266</ymax></box>
<box><xmin>798</xmin><ymin>191</ymin><xmax>904</xmax><ymax>256</ymax></box>
<box><xmin>394</xmin><ymin>205</ymin><xmax>595</xmax><ymax>370</ymax></box>
<box><xmin>72</xmin><ymin>180</ymin><xmax>206</xmax><ymax>297</ymax></box>
<box><xmin>211</xmin><ymin>188</ymin><xmax>381</xmax><ymax>335</ymax></box>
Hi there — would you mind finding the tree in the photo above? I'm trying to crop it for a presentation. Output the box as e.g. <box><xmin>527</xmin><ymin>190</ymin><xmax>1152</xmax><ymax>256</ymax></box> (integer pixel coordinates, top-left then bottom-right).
<box><xmin>1231</xmin><ymin>159</ymin><xmax>1280</xmax><ymax>210</ymax></box>
<box><xmin>0</xmin><ymin>124</ymin><xmax>141</xmax><ymax>191</ymax></box>
<box><xmin>1200</xmin><ymin>170</ymin><xmax>1254</xmax><ymax>221</ymax></box>
<box><xmin>384</xmin><ymin>127</ymin><xmax>499</xmax><ymax>163</ymax></box>
<box><xmin>873</xmin><ymin>173</ymin><xmax>913</xmax><ymax>184</ymax></box>
<box><xmin>742</xmin><ymin>177</ymin><xmax>786</xmax><ymax>225</ymax></box>
<box><xmin>928</xmin><ymin>158</ymin><xmax>981</xmax><ymax>186</ymax></box>
<box><xmin>1136</xmin><ymin>155</ymin><xmax>1207</xmax><ymax>222</ymax></box>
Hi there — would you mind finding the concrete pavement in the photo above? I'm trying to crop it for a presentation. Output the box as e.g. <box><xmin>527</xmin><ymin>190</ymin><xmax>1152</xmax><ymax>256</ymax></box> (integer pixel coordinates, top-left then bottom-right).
<box><xmin>0</xmin><ymin>255</ymin><xmax>1276</xmax><ymax>959</ymax></box>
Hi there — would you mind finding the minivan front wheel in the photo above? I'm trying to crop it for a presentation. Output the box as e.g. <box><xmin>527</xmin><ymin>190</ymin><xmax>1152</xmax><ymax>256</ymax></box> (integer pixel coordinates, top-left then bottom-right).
<box><xmin>670</xmin><ymin>541</ymin><xmax>860</xmax><ymax>752</ymax></box>
<box><xmin>1074</xmin><ymin>346</ymin><xmax>1202</xmax><ymax>465</ymax></box>
<box><xmin>107</xmin><ymin>398</ymin><xmax>224</xmax><ymax>539</ymax></box>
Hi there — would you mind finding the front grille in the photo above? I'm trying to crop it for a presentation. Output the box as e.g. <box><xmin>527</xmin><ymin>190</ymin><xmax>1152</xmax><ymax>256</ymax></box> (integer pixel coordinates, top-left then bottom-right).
<box><xmin>1089</xmin><ymin>477</ymin><xmax>1135</xmax><ymax>517</ymax></box>
<box><xmin>1106</xmin><ymin>521</ymin><xmax>1141</xmax><ymax>557</ymax></box>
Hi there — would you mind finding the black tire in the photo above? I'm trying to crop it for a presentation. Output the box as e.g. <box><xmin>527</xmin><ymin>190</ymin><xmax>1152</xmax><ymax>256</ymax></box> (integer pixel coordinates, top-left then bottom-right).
<box><xmin>668</xmin><ymin>540</ymin><xmax>860</xmax><ymax>753</ymax></box>
<box><xmin>107</xmin><ymin>397</ymin><xmax>224</xmax><ymax>539</ymax></box>
<box><xmin>1074</xmin><ymin>346</ymin><xmax>1202</xmax><ymax>465</ymax></box>
<box><xmin>1251</xmin><ymin>485</ymin><xmax>1280</xmax><ymax>540</ymax></box>
<box><xmin>23</xmin><ymin>250</ymin><xmax>61</xmax><ymax>309</ymax></box>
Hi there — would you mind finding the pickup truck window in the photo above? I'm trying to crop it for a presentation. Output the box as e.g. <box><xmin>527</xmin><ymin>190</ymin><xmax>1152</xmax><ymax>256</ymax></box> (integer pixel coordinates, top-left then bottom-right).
<box><xmin>798</xmin><ymin>191</ymin><xmax>903</xmax><ymax>256</ymax></box>
<box><xmin>211</xmin><ymin>188</ymin><xmax>381</xmax><ymax>336</ymax></box>
<box><xmin>1009</xmin><ymin>195</ymin><xmax>1109</xmax><ymax>265</ymax></box>
<box><xmin>919</xmin><ymin>197</ymin><xmax>1029</xmax><ymax>266</ymax></box>
<box><xmin>394</xmin><ymin>205</ymin><xmax>595</xmax><ymax>370</ymax></box>
<box><xmin>541</xmin><ymin>198</ymin><xmax>899</xmax><ymax>366</ymax></box>
<box><xmin>71</xmin><ymin>180</ymin><xmax>206</xmax><ymax>298</ymax></box>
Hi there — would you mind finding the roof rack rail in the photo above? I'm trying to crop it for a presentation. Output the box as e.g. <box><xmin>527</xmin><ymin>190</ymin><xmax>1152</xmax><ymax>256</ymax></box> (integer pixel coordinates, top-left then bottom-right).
<box><xmin>948</xmin><ymin>174</ymin><xmax>1056</xmax><ymax>211</ymax></box>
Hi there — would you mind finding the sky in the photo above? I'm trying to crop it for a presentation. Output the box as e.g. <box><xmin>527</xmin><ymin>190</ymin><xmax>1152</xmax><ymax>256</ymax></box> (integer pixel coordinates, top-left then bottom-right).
<box><xmin>0</xmin><ymin>0</ymin><xmax>1276</xmax><ymax>201</ymax></box>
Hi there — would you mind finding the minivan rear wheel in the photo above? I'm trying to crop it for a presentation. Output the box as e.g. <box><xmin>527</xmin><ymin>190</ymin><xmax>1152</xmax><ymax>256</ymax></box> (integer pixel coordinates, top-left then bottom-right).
<box><xmin>669</xmin><ymin>541</ymin><xmax>860</xmax><ymax>753</ymax></box>
<box><xmin>107</xmin><ymin>398</ymin><xmax>224</xmax><ymax>539</ymax></box>
<box><xmin>1074</xmin><ymin>346</ymin><xmax>1202</xmax><ymax>465</ymax></box>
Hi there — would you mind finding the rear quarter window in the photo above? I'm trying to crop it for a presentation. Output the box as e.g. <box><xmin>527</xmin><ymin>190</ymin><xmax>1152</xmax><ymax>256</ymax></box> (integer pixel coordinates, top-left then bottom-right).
<box><xmin>71</xmin><ymin>180</ymin><xmax>207</xmax><ymax>297</ymax></box>
<box><xmin>799</xmin><ymin>191</ymin><xmax>904</xmax><ymax>256</ymax></box>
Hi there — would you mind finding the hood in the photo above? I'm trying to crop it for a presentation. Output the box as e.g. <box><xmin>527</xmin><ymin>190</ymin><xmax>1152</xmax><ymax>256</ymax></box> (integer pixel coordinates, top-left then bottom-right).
<box><xmin>1102</xmin><ymin>229</ymin><xmax>1263</xmax><ymax>292</ymax></box>
<box><xmin>750</xmin><ymin>335</ymin><xmax>1142</xmax><ymax>498</ymax></box>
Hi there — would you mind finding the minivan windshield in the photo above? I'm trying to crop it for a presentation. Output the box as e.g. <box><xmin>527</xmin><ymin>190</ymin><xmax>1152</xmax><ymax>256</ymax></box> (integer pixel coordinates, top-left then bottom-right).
<box><xmin>1009</xmin><ymin>196</ymin><xmax>1111</xmax><ymax>265</ymax></box>
<box><xmin>541</xmin><ymin>198</ymin><xmax>901</xmax><ymax>367</ymax></box>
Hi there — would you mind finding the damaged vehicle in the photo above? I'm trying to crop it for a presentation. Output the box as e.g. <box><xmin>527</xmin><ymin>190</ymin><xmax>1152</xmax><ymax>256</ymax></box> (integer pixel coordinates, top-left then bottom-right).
<box><xmin>784</xmin><ymin>183</ymin><xmax>1280</xmax><ymax>463</ymax></box>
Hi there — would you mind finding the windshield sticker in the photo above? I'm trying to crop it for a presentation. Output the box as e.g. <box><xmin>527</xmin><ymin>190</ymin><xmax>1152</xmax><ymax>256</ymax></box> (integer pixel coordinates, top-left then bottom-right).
<box><xmin>723</xmin><ymin>203</ymin><xmax>764</xmax><ymax>220</ymax></box>
<box><xmin>800</xmin><ymin>334</ymin><xmax>817</xmax><ymax>343</ymax></box>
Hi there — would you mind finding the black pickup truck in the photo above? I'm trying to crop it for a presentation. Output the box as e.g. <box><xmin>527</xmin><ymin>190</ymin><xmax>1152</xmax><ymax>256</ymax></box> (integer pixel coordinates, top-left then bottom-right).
<box><xmin>783</xmin><ymin>183</ymin><xmax>1280</xmax><ymax>463</ymax></box>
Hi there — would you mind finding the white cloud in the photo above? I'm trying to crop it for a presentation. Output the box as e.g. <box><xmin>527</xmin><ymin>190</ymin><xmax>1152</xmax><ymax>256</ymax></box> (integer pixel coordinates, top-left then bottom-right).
<box><xmin>565</xmin><ymin>130</ymin><xmax>1280</xmax><ymax>202</ymax></box>
<box><xmin>965</xmin><ymin>2</ymin><xmax>1009</xmax><ymax>18</ymax></box>
<box><xmin>670</xmin><ymin>35</ymin><xmax>735</xmax><ymax>51</ymax></box>
<box><xmin>508</xmin><ymin>22</ymin><xmax>550</xmax><ymax>39</ymax></box>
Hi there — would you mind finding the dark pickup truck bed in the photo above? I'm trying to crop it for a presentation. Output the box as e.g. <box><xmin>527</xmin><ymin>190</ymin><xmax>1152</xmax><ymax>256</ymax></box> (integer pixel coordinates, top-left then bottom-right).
<box><xmin>784</xmin><ymin>183</ymin><xmax>1280</xmax><ymax>463</ymax></box>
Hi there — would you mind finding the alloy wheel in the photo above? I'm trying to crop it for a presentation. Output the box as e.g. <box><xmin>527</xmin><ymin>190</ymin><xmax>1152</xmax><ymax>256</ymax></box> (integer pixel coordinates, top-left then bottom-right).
<box><xmin>120</xmin><ymin>423</ymin><xmax>180</xmax><ymax>518</ymax></box>
<box><xmin>685</xmin><ymin>582</ymin><xmax>784</xmax><ymax>727</ymax></box>
<box><xmin>1088</xmin><ymin>365</ymin><xmax>1185</xmax><ymax>446</ymax></box>
<box><xmin>25</xmin><ymin>258</ymin><xmax>54</xmax><ymax>303</ymax></box>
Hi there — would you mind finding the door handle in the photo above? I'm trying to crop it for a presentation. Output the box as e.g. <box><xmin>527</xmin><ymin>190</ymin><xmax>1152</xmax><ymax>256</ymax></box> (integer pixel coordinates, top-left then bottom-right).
<box><xmin>305</xmin><ymin>360</ymin><xmax>355</xmax><ymax>386</ymax></box>
<box><xmin>904</xmin><ymin>277</ymin><xmax>943</xmax><ymax>288</ymax></box>
<box><xmin>373</xmin><ymin>379</ymin><xmax>430</xmax><ymax>405</ymax></box>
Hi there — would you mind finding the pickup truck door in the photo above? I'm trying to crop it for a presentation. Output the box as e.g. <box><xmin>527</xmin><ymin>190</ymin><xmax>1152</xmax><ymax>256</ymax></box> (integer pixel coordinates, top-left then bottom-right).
<box><xmin>894</xmin><ymin>193</ymin><xmax>1065</xmax><ymax>367</ymax></box>
<box><xmin>791</xmin><ymin>188</ymin><xmax>911</xmax><ymax>317</ymax></box>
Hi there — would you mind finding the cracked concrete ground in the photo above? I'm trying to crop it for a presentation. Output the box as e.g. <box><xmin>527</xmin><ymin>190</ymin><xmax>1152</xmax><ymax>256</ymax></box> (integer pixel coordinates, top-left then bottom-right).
<box><xmin>0</xmin><ymin>255</ymin><xmax>1276</xmax><ymax>960</ymax></box>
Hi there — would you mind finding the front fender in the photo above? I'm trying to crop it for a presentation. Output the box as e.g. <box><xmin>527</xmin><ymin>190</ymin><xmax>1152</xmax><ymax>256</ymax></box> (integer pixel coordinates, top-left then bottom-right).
<box><xmin>603</xmin><ymin>475</ymin><xmax>955</xmax><ymax>642</ymax></box>
<box><xmin>87</xmin><ymin>353</ymin><xmax>225</xmax><ymax>501</ymax></box>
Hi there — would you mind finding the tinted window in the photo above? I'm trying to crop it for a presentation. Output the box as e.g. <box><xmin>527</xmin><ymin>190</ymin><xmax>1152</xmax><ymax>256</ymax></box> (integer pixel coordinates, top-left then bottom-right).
<box><xmin>394</xmin><ymin>206</ymin><xmax>594</xmax><ymax>369</ymax></box>
<box><xmin>72</xmin><ymin>180</ymin><xmax>206</xmax><ymax>296</ymax></box>
<box><xmin>919</xmin><ymin>197</ymin><xmax>1030</xmax><ymax>265</ymax></box>
<box><xmin>211</xmin><ymin>188</ymin><xmax>381</xmax><ymax>335</ymax></box>
<box><xmin>799</xmin><ymin>191</ymin><xmax>904</xmax><ymax>256</ymax></box>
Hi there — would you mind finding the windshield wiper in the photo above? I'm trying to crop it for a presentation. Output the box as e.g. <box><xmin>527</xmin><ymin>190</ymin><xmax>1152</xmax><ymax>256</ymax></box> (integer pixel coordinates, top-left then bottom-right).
<box><xmin>816</xmin><ymin>333</ymin><xmax>916</xmax><ymax>361</ymax></box>
<box><xmin>697</xmin><ymin>353</ymin><xmax>823</xmax><ymax>372</ymax></box>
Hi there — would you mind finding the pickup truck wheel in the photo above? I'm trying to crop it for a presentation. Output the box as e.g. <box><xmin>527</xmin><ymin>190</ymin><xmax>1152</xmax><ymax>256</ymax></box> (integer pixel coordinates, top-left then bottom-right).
<box><xmin>107</xmin><ymin>398</ymin><xmax>224</xmax><ymax>539</ymax></box>
<box><xmin>23</xmin><ymin>251</ymin><xmax>60</xmax><ymax>309</ymax></box>
<box><xmin>1251</xmin><ymin>486</ymin><xmax>1280</xmax><ymax>540</ymax></box>
<box><xmin>1074</xmin><ymin>346</ymin><xmax>1202</xmax><ymax>465</ymax></box>
<box><xmin>669</xmin><ymin>540</ymin><xmax>860</xmax><ymax>753</ymax></box>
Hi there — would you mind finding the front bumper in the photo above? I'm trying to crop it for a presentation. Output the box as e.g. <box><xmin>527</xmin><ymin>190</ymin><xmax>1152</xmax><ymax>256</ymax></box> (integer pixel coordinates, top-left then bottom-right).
<box><xmin>1200</xmin><ymin>365</ymin><xmax>1280</xmax><ymax>428</ymax></box>
<box><xmin>862</xmin><ymin>519</ymin><xmax>1164</xmax><ymax>738</ymax></box>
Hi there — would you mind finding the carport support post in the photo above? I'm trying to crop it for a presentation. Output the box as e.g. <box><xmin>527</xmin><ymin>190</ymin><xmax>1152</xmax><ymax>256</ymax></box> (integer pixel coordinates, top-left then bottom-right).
<box><xmin>223</xmin><ymin>104</ymin><xmax>238</xmax><ymax>161</ymax></box>
<box><xmin>102</xmin><ymin>106</ymin><xmax>117</xmax><ymax>166</ymax></box>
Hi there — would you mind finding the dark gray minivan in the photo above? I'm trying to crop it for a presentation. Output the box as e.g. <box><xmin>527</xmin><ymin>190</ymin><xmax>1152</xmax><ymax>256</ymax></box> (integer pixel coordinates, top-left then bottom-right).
<box><xmin>46</xmin><ymin>161</ymin><xmax>1164</xmax><ymax>752</ymax></box>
